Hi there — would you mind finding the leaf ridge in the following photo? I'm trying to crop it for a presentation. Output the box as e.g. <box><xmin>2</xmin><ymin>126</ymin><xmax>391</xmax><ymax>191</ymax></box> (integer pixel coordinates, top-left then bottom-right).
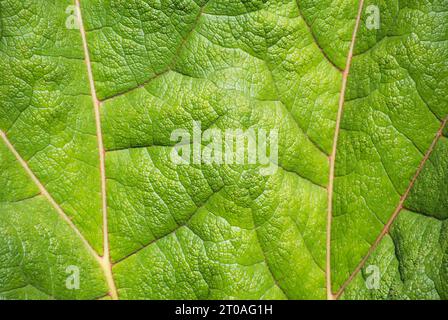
<box><xmin>294</xmin><ymin>0</ymin><xmax>344</xmax><ymax>73</ymax></box>
<box><xmin>112</xmin><ymin>187</ymin><xmax>225</xmax><ymax>266</ymax></box>
<box><xmin>99</xmin><ymin>1</ymin><xmax>210</xmax><ymax>104</ymax></box>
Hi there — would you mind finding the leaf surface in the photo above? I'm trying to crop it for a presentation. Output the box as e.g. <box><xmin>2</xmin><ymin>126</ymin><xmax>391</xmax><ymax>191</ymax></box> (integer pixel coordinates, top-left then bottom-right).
<box><xmin>0</xmin><ymin>0</ymin><xmax>446</xmax><ymax>300</ymax></box>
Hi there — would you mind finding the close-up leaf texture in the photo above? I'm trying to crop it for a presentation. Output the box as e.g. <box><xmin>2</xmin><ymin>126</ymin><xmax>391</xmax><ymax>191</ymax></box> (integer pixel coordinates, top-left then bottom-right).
<box><xmin>0</xmin><ymin>0</ymin><xmax>447</xmax><ymax>300</ymax></box>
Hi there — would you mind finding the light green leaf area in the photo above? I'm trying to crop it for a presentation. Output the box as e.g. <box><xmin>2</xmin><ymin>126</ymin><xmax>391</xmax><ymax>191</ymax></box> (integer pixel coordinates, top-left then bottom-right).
<box><xmin>0</xmin><ymin>0</ymin><xmax>446</xmax><ymax>300</ymax></box>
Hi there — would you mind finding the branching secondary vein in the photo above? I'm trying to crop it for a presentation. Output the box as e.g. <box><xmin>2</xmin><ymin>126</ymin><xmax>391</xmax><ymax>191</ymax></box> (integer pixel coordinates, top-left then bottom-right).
<box><xmin>334</xmin><ymin>115</ymin><xmax>448</xmax><ymax>299</ymax></box>
<box><xmin>0</xmin><ymin>130</ymin><xmax>103</xmax><ymax>268</ymax></box>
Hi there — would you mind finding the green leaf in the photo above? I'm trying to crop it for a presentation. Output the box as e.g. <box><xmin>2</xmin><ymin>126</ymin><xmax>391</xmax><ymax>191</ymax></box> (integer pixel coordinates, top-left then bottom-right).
<box><xmin>0</xmin><ymin>0</ymin><xmax>446</xmax><ymax>300</ymax></box>
<box><xmin>341</xmin><ymin>131</ymin><xmax>448</xmax><ymax>300</ymax></box>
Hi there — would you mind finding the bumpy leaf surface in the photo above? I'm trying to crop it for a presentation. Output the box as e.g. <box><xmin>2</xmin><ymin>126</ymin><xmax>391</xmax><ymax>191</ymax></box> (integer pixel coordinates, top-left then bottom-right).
<box><xmin>0</xmin><ymin>0</ymin><xmax>446</xmax><ymax>300</ymax></box>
